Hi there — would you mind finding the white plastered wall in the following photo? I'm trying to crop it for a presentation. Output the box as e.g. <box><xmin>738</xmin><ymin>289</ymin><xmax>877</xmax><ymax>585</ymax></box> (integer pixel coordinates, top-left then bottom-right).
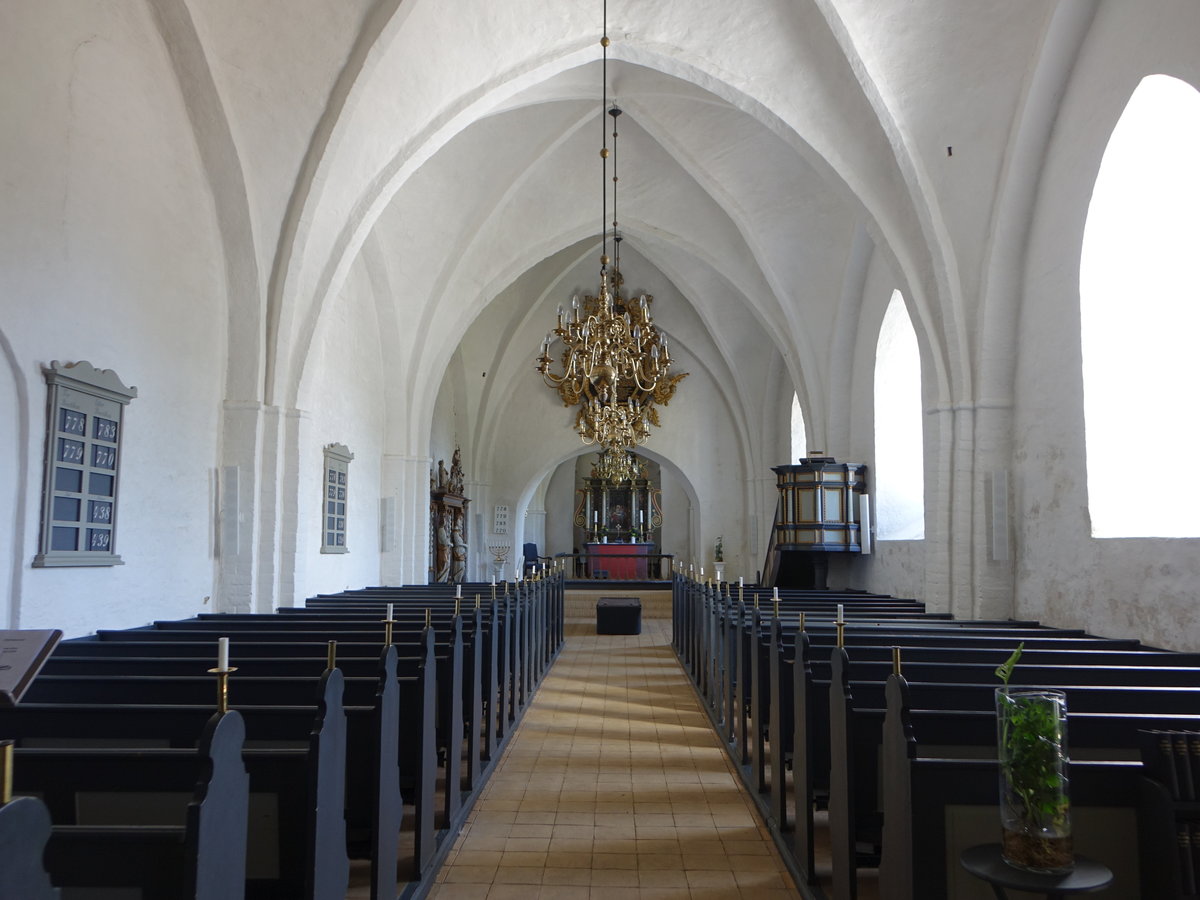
<box><xmin>293</xmin><ymin>258</ymin><xmax>387</xmax><ymax>602</ymax></box>
<box><xmin>1</xmin><ymin>3</ymin><xmax>227</xmax><ymax>636</ymax></box>
<box><xmin>1011</xmin><ymin>0</ymin><xmax>1200</xmax><ymax>651</ymax></box>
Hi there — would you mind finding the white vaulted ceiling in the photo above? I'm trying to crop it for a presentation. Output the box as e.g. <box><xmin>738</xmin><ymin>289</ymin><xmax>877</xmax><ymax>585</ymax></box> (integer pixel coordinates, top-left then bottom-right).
<box><xmin>171</xmin><ymin>0</ymin><xmax>1055</xmax><ymax>457</ymax></box>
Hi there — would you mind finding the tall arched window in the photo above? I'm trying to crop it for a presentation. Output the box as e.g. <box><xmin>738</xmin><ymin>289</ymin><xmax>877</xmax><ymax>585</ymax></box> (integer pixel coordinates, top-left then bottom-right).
<box><xmin>790</xmin><ymin>392</ymin><xmax>807</xmax><ymax>462</ymax></box>
<box><xmin>1081</xmin><ymin>74</ymin><xmax>1200</xmax><ymax>537</ymax></box>
<box><xmin>874</xmin><ymin>290</ymin><xmax>925</xmax><ymax>540</ymax></box>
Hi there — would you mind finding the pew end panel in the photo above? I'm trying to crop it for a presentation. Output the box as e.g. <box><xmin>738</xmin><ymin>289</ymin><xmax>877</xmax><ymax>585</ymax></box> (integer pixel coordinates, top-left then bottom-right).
<box><xmin>0</xmin><ymin>795</ymin><xmax>61</xmax><ymax>899</ymax></box>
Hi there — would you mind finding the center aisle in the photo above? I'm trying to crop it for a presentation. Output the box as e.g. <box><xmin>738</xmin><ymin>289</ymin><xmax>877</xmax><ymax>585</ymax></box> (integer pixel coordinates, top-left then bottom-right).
<box><xmin>429</xmin><ymin>617</ymin><xmax>799</xmax><ymax>899</ymax></box>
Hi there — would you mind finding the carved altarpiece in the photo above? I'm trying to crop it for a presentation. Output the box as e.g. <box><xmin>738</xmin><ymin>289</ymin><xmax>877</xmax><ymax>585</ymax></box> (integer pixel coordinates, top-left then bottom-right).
<box><xmin>430</xmin><ymin>448</ymin><xmax>469</xmax><ymax>584</ymax></box>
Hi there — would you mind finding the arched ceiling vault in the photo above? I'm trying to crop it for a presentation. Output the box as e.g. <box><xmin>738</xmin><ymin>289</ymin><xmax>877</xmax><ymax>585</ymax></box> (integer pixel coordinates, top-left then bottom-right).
<box><xmin>252</xmin><ymin>1</ymin><xmax>968</xmax><ymax>414</ymax></box>
<box><xmin>174</xmin><ymin>0</ymin><xmax>1064</xmax><ymax>447</ymax></box>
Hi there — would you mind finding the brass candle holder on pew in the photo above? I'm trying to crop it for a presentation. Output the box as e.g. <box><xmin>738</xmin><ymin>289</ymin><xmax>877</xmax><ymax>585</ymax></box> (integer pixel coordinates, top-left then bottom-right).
<box><xmin>836</xmin><ymin>620</ymin><xmax>845</xmax><ymax>648</ymax></box>
<box><xmin>383</xmin><ymin>603</ymin><xmax>396</xmax><ymax>647</ymax></box>
<box><xmin>773</xmin><ymin>599</ymin><xmax>780</xmax><ymax>619</ymax></box>
<box><xmin>208</xmin><ymin>636</ymin><xmax>237</xmax><ymax>714</ymax></box>
<box><xmin>475</xmin><ymin>594</ymin><xmax>481</xmax><ymax>610</ymax></box>
<box><xmin>326</xmin><ymin>640</ymin><xmax>337</xmax><ymax>670</ymax></box>
<box><xmin>1</xmin><ymin>739</ymin><xmax>13</xmax><ymax>805</ymax></box>
<box><xmin>799</xmin><ymin>612</ymin><xmax>806</xmax><ymax>632</ymax></box>
<box><xmin>892</xmin><ymin>646</ymin><xmax>902</xmax><ymax>676</ymax></box>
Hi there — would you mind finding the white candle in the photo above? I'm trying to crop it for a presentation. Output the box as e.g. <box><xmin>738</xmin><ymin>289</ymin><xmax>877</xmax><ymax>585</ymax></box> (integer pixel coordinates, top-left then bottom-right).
<box><xmin>491</xmin><ymin>576</ymin><xmax>495</xmax><ymax>586</ymax></box>
<box><xmin>700</xmin><ymin>567</ymin><xmax>704</xmax><ymax>577</ymax></box>
<box><xmin>456</xmin><ymin>583</ymin><xmax>462</xmax><ymax>599</ymax></box>
<box><xmin>386</xmin><ymin>603</ymin><xmax>393</xmax><ymax>621</ymax></box>
<box><xmin>837</xmin><ymin>603</ymin><xmax>844</xmax><ymax>622</ymax></box>
<box><xmin>772</xmin><ymin>586</ymin><xmax>779</xmax><ymax>601</ymax></box>
<box><xmin>218</xmin><ymin>637</ymin><xmax>229</xmax><ymax>671</ymax></box>
<box><xmin>739</xmin><ymin>576</ymin><xmax>744</xmax><ymax>588</ymax></box>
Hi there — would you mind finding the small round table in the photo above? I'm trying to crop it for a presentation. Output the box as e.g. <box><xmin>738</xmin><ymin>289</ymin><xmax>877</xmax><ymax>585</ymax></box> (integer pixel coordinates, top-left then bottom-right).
<box><xmin>959</xmin><ymin>844</ymin><xmax>1113</xmax><ymax>900</ymax></box>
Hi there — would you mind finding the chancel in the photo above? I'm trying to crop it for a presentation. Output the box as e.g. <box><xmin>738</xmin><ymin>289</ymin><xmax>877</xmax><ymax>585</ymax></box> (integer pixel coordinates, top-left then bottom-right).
<box><xmin>3</xmin><ymin>2</ymin><xmax>1200</xmax><ymax>899</ymax></box>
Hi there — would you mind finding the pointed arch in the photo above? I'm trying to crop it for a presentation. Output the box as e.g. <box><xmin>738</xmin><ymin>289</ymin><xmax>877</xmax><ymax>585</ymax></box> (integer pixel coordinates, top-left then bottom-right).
<box><xmin>874</xmin><ymin>290</ymin><xmax>925</xmax><ymax>540</ymax></box>
<box><xmin>1081</xmin><ymin>74</ymin><xmax>1200</xmax><ymax>537</ymax></box>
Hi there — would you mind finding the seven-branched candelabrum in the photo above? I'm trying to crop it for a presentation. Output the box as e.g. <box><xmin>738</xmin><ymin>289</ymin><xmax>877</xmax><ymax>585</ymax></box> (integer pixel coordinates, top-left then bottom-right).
<box><xmin>536</xmin><ymin>266</ymin><xmax>686</xmax><ymax>450</ymax></box>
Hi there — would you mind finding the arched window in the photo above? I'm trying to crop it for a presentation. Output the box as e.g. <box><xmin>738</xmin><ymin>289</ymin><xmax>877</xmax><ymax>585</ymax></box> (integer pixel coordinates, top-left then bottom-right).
<box><xmin>874</xmin><ymin>290</ymin><xmax>924</xmax><ymax>540</ymax></box>
<box><xmin>790</xmin><ymin>392</ymin><xmax>807</xmax><ymax>462</ymax></box>
<box><xmin>1081</xmin><ymin>74</ymin><xmax>1200</xmax><ymax>537</ymax></box>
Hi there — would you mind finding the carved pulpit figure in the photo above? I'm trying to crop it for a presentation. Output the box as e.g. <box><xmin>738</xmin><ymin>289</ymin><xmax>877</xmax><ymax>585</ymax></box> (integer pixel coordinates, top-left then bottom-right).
<box><xmin>435</xmin><ymin>514</ymin><xmax>451</xmax><ymax>582</ymax></box>
<box><xmin>449</xmin><ymin>447</ymin><xmax>465</xmax><ymax>495</ymax></box>
<box><xmin>450</xmin><ymin>514</ymin><xmax>467</xmax><ymax>583</ymax></box>
<box><xmin>430</xmin><ymin>447</ymin><xmax>469</xmax><ymax>583</ymax></box>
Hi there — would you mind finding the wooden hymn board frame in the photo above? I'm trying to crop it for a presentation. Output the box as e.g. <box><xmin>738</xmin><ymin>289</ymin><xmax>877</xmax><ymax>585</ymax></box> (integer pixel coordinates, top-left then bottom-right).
<box><xmin>0</xmin><ymin>630</ymin><xmax>63</xmax><ymax>707</ymax></box>
<box><xmin>33</xmin><ymin>360</ymin><xmax>137</xmax><ymax>567</ymax></box>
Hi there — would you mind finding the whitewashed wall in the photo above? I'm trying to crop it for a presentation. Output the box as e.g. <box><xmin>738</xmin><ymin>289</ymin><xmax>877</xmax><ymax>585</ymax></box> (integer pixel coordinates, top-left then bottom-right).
<box><xmin>1</xmin><ymin>4</ymin><xmax>226</xmax><ymax>636</ymax></box>
<box><xmin>1012</xmin><ymin>1</ymin><xmax>1200</xmax><ymax>650</ymax></box>
<box><xmin>294</xmin><ymin>260</ymin><xmax>386</xmax><ymax>603</ymax></box>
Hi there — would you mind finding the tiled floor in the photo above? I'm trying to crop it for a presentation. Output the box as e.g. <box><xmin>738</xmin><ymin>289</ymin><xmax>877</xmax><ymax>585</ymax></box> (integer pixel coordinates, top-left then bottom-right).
<box><xmin>429</xmin><ymin>617</ymin><xmax>799</xmax><ymax>899</ymax></box>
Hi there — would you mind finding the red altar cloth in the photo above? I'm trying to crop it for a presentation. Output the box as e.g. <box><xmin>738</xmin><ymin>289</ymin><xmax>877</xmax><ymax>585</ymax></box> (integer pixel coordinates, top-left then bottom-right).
<box><xmin>585</xmin><ymin>542</ymin><xmax>652</xmax><ymax>579</ymax></box>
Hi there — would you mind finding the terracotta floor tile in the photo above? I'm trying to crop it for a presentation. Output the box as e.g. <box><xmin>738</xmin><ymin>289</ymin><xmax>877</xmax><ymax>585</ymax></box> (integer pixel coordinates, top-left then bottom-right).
<box><xmin>427</xmin><ymin>883</ymin><xmax>490</xmax><ymax>899</ymax></box>
<box><xmin>430</xmin><ymin>618</ymin><xmax>797</xmax><ymax>899</ymax></box>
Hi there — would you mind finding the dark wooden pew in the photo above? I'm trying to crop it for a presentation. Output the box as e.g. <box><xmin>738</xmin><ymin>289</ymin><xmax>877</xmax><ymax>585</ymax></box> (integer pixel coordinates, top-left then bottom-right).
<box><xmin>56</xmin><ymin>633</ymin><xmax>440</xmax><ymax>889</ymax></box>
<box><xmin>671</xmin><ymin>577</ymin><xmax>1200</xmax><ymax>896</ymax></box>
<box><xmin>10</xmin><ymin>710</ymin><xmax>248</xmax><ymax>900</ymax></box>
<box><xmin>1</xmin><ymin>670</ymin><xmax>352</xmax><ymax>900</ymax></box>
<box><xmin>827</xmin><ymin>650</ymin><xmax>1200</xmax><ymax>900</ymax></box>
<box><xmin>97</xmin><ymin>613</ymin><xmax>474</xmax><ymax>828</ymax></box>
<box><xmin>877</xmin><ymin>674</ymin><xmax>1156</xmax><ymax>899</ymax></box>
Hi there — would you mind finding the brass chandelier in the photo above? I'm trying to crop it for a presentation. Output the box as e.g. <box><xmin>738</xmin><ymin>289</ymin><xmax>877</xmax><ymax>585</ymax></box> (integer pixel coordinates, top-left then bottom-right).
<box><xmin>592</xmin><ymin>446</ymin><xmax>647</xmax><ymax>485</ymax></box>
<box><xmin>535</xmin><ymin>5</ymin><xmax>685</xmax><ymax>452</ymax></box>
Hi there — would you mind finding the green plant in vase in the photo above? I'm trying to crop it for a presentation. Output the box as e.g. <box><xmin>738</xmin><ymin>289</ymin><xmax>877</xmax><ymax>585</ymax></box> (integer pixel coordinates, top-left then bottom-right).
<box><xmin>994</xmin><ymin>642</ymin><xmax>1073</xmax><ymax>873</ymax></box>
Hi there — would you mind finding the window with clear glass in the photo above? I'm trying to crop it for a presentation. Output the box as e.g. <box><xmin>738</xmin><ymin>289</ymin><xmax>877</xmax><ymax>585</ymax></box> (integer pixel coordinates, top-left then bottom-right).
<box><xmin>35</xmin><ymin>361</ymin><xmax>137</xmax><ymax>567</ymax></box>
<box><xmin>1081</xmin><ymin>74</ymin><xmax>1200</xmax><ymax>537</ymax></box>
<box><xmin>873</xmin><ymin>290</ymin><xmax>925</xmax><ymax>540</ymax></box>
<box><xmin>790</xmin><ymin>392</ymin><xmax>808</xmax><ymax>462</ymax></box>
<box><xmin>321</xmin><ymin>443</ymin><xmax>353</xmax><ymax>553</ymax></box>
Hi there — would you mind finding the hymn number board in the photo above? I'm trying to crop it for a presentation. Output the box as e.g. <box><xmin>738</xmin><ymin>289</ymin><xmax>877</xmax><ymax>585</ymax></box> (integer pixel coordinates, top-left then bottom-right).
<box><xmin>321</xmin><ymin>443</ymin><xmax>353</xmax><ymax>553</ymax></box>
<box><xmin>35</xmin><ymin>361</ymin><xmax>136</xmax><ymax>567</ymax></box>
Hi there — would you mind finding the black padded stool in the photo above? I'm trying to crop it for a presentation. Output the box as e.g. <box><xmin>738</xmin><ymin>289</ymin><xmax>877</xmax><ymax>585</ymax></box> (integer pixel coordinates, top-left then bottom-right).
<box><xmin>596</xmin><ymin>597</ymin><xmax>641</xmax><ymax>635</ymax></box>
<box><xmin>960</xmin><ymin>844</ymin><xmax>1113</xmax><ymax>899</ymax></box>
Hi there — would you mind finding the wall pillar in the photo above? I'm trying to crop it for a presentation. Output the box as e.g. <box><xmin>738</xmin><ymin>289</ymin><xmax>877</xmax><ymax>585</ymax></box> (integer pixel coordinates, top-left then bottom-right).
<box><xmin>381</xmin><ymin>453</ymin><xmax>432</xmax><ymax>585</ymax></box>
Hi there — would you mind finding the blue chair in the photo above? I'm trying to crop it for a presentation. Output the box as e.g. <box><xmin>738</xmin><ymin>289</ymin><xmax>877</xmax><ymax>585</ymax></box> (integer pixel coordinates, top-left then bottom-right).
<box><xmin>522</xmin><ymin>543</ymin><xmax>539</xmax><ymax>575</ymax></box>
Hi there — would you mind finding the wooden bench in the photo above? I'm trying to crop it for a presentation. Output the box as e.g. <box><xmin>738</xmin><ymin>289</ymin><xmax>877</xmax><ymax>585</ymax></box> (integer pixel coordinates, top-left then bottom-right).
<box><xmin>670</xmin><ymin>578</ymin><xmax>1200</xmax><ymax>897</ymax></box>
<box><xmin>10</xmin><ymin>710</ymin><xmax>248</xmax><ymax>900</ymax></box>
<box><xmin>2</xmin><ymin>667</ymin><xmax>353</xmax><ymax>899</ymax></box>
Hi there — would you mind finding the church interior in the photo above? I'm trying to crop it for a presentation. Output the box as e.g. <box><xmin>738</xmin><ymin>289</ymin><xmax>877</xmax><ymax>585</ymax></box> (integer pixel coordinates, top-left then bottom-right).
<box><xmin>3</xmin><ymin>2</ymin><xmax>1200</xmax><ymax>899</ymax></box>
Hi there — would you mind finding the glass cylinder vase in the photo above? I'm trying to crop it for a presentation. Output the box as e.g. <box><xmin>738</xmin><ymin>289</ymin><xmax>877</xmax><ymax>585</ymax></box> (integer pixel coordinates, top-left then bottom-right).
<box><xmin>995</xmin><ymin>688</ymin><xmax>1073</xmax><ymax>873</ymax></box>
